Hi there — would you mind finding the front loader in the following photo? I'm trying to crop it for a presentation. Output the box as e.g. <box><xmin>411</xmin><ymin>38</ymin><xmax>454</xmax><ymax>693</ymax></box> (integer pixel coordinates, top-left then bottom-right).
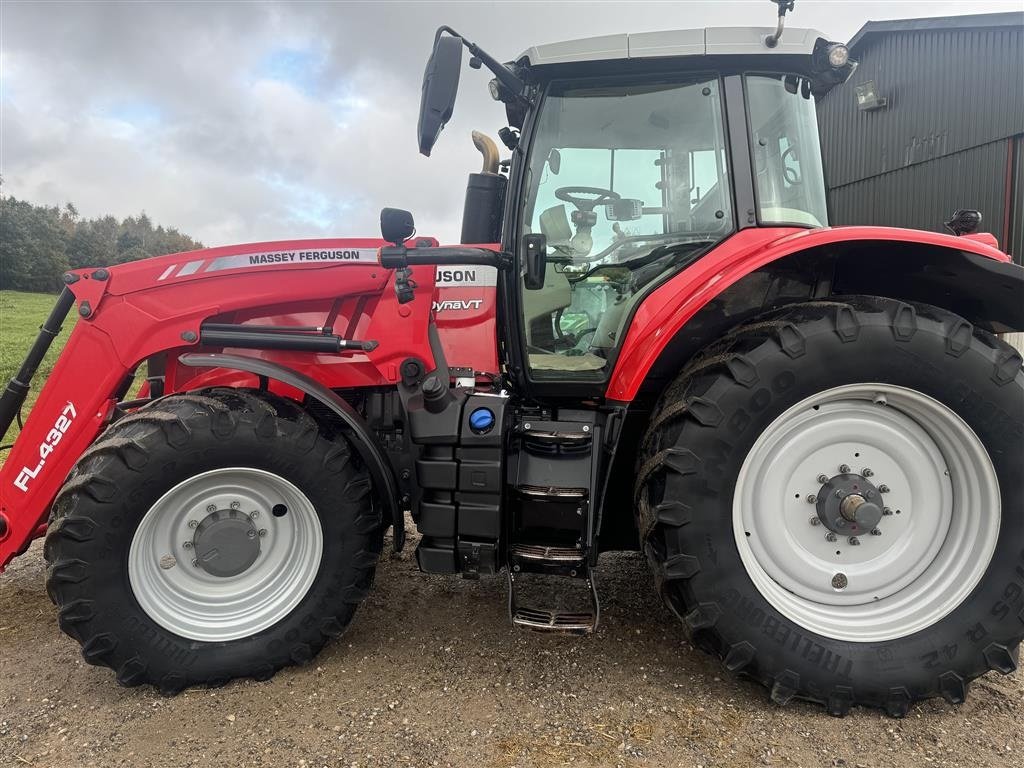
<box><xmin>2</xmin><ymin>1</ymin><xmax>1022</xmax><ymax>715</ymax></box>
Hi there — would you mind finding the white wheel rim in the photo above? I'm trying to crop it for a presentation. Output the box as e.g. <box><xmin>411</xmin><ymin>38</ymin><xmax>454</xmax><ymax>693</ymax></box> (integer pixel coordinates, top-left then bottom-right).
<box><xmin>128</xmin><ymin>468</ymin><xmax>323</xmax><ymax>642</ymax></box>
<box><xmin>733</xmin><ymin>383</ymin><xmax>1000</xmax><ymax>642</ymax></box>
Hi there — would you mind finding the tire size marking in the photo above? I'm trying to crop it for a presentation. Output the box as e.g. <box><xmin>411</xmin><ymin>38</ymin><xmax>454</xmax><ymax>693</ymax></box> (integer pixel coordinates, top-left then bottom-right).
<box><xmin>124</xmin><ymin>615</ymin><xmax>199</xmax><ymax>669</ymax></box>
<box><xmin>989</xmin><ymin>549</ymin><xmax>1024</xmax><ymax>622</ymax></box>
<box><xmin>13</xmin><ymin>401</ymin><xmax>77</xmax><ymax>493</ymax></box>
<box><xmin>721</xmin><ymin>588</ymin><xmax>854</xmax><ymax>678</ymax></box>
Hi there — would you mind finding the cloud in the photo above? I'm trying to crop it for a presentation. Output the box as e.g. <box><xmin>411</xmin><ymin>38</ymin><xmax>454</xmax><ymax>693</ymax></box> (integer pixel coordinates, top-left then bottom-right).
<box><xmin>1</xmin><ymin>0</ymin><xmax>1021</xmax><ymax>246</ymax></box>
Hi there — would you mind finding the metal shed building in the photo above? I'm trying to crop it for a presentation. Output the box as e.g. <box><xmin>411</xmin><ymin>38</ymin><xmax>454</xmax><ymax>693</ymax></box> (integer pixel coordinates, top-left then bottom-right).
<box><xmin>817</xmin><ymin>12</ymin><xmax>1024</xmax><ymax>263</ymax></box>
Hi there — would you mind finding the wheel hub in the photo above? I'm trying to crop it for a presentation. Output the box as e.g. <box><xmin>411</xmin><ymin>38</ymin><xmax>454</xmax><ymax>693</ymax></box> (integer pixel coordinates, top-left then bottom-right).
<box><xmin>192</xmin><ymin>508</ymin><xmax>261</xmax><ymax>577</ymax></box>
<box><xmin>816</xmin><ymin>473</ymin><xmax>884</xmax><ymax>535</ymax></box>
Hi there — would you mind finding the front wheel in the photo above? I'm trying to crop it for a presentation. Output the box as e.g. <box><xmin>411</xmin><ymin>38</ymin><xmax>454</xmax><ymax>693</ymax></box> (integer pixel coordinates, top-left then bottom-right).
<box><xmin>45</xmin><ymin>388</ymin><xmax>383</xmax><ymax>693</ymax></box>
<box><xmin>637</xmin><ymin>296</ymin><xmax>1023</xmax><ymax>715</ymax></box>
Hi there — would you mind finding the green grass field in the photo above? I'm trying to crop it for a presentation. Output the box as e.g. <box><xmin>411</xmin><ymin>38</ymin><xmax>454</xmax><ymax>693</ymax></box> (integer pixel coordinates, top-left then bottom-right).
<box><xmin>0</xmin><ymin>290</ymin><xmax>77</xmax><ymax>457</ymax></box>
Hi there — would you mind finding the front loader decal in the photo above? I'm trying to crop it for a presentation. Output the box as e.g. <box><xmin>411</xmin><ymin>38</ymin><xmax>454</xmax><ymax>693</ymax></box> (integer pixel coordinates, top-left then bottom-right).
<box><xmin>14</xmin><ymin>401</ymin><xmax>77</xmax><ymax>493</ymax></box>
<box><xmin>157</xmin><ymin>247</ymin><xmax>380</xmax><ymax>279</ymax></box>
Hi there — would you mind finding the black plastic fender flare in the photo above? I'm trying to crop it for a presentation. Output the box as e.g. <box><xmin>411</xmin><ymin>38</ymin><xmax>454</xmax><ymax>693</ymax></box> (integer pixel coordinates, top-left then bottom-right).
<box><xmin>178</xmin><ymin>352</ymin><xmax>404</xmax><ymax>550</ymax></box>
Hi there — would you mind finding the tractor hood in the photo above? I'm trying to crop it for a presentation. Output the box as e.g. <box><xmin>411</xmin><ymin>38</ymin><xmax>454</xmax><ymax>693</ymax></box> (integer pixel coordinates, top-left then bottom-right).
<box><xmin>66</xmin><ymin>237</ymin><xmax>422</xmax><ymax>297</ymax></box>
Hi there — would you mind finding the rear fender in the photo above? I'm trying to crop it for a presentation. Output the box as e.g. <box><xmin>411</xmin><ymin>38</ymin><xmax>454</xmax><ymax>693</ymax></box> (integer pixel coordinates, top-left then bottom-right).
<box><xmin>607</xmin><ymin>226</ymin><xmax>1021</xmax><ymax>402</ymax></box>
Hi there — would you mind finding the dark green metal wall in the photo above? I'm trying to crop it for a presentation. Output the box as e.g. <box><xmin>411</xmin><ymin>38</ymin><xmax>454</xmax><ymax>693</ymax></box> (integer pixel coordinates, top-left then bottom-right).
<box><xmin>818</xmin><ymin>18</ymin><xmax>1023</xmax><ymax>263</ymax></box>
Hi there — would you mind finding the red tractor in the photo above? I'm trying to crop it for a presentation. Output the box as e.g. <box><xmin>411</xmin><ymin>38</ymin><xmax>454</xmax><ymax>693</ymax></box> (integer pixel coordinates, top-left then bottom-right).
<box><xmin>1</xmin><ymin>3</ymin><xmax>1022</xmax><ymax>716</ymax></box>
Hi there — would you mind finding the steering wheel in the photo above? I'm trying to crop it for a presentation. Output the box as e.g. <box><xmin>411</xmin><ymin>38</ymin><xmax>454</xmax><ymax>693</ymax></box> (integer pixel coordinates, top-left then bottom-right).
<box><xmin>555</xmin><ymin>186</ymin><xmax>620</xmax><ymax>211</ymax></box>
<box><xmin>781</xmin><ymin>145</ymin><xmax>801</xmax><ymax>184</ymax></box>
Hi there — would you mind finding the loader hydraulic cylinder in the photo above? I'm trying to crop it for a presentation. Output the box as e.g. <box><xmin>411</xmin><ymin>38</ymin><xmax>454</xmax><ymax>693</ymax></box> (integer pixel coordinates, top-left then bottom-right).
<box><xmin>0</xmin><ymin>287</ymin><xmax>76</xmax><ymax>442</ymax></box>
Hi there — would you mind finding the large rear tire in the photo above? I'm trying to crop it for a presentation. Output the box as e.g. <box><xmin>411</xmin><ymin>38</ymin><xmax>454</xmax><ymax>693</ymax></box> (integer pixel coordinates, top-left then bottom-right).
<box><xmin>44</xmin><ymin>388</ymin><xmax>383</xmax><ymax>693</ymax></box>
<box><xmin>637</xmin><ymin>296</ymin><xmax>1023</xmax><ymax>715</ymax></box>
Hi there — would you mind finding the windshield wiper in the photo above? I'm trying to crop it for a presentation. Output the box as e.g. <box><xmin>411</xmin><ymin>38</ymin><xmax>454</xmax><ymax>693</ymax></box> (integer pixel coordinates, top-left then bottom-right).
<box><xmin>622</xmin><ymin>239</ymin><xmax>716</xmax><ymax>270</ymax></box>
<box><xmin>567</xmin><ymin>238</ymin><xmax>716</xmax><ymax>283</ymax></box>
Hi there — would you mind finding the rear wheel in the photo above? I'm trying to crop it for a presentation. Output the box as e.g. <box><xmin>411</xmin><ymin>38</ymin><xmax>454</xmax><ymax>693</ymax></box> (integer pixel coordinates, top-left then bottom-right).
<box><xmin>637</xmin><ymin>296</ymin><xmax>1023</xmax><ymax>715</ymax></box>
<box><xmin>45</xmin><ymin>388</ymin><xmax>383</xmax><ymax>693</ymax></box>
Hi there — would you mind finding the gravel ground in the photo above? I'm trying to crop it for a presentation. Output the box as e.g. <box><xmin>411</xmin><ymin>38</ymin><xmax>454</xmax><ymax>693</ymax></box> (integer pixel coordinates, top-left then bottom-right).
<box><xmin>1</xmin><ymin>523</ymin><xmax>1020</xmax><ymax>768</ymax></box>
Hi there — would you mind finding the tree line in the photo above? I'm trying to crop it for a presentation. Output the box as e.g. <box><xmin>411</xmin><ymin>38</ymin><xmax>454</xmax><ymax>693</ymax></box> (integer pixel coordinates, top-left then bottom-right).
<box><xmin>0</xmin><ymin>194</ymin><xmax>202</xmax><ymax>293</ymax></box>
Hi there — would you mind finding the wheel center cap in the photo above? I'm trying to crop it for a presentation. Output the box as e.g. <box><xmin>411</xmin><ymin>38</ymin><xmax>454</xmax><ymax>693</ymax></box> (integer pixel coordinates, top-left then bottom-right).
<box><xmin>192</xmin><ymin>509</ymin><xmax>261</xmax><ymax>577</ymax></box>
<box><xmin>816</xmin><ymin>474</ymin><xmax>884</xmax><ymax>535</ymax></box>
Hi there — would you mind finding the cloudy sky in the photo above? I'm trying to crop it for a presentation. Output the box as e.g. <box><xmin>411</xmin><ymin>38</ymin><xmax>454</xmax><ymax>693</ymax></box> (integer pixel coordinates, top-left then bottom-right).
<box><xmin>1</xmin><ymin>0</ymin><xmax>1020</xmax><ymax>246</ymax></box>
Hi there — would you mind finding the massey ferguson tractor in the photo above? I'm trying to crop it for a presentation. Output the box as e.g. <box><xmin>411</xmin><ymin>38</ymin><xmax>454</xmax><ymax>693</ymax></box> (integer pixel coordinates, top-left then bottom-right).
<box><xmin>1</xmin><ymin>1</ymin><xmax>1022</xmax><ymax>716</ymax></box>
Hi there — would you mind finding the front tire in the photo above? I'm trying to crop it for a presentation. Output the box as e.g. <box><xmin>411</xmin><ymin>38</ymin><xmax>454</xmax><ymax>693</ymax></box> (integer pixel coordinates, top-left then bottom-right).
<box><xmin>44</xmin><ymin>388</ymin><xmax>383</xmax><ymax>693</ymax></box>
<box><xmin>637</xmin><ymin>297</ymin><xmax>1023</xmax><ymax>715</ymax></box>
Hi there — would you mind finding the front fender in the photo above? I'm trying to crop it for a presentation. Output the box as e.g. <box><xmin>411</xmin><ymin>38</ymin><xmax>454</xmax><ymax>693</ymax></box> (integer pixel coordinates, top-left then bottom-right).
<box><xmin>607</xmin><ymin>225</ymin><xmax>1021</xmax><ymax>402</ymax></box>
<box><xmin>179</xmin><ymin>353</ymin><xmax>404</xmax><ymax>550</ymax></box>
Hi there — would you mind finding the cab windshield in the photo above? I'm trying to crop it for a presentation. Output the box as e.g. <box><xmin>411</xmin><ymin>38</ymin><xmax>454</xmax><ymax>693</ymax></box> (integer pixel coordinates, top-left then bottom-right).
<box><xmin>521</xmin><ymin>74</ymin><xmax>733</xmax><ymax>379</ymax></box>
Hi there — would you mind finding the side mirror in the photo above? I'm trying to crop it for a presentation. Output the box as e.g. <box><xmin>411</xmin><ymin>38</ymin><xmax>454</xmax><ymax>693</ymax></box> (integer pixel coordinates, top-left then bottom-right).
<box><xmin>418</xmin><ymin>34</ymin><xmax>463</xmax><ymax>157</ymax></box>
<box><xmin>945</xmin><ymin>209</ymin><xmax>982</xmax><ymax>236</ymax></box>
<box><xmin>380</xmin><ymin>208</ymin><xmax>415</xmax><ymax>245</ymax></box>
<box><xmin>523</xmin><ymin>233</ymin><xmax>547</xmax><ymax>290</ymax></box>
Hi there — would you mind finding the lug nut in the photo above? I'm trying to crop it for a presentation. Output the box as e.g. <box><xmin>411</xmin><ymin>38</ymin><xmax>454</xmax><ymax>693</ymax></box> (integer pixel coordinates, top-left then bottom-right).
<box><xmin>182</xmin><ymin>541</ymin><xmax>193</xmax><ymax>549</ymax></box>
<box><xmin>246</xmin><ymin>530</ymin><xmax>256</xmax><ymax>539</ymax></box>
<box><xmin>188</xmin><ymin>520</ymin><xmax>199</xmax><ymax>529</ymax></box>
<box><xmin>848</xmin><ymin>536</ymin><xmax>860</xmax><ymax>546</ymax></box>
<box><xmin>825</xmin><ymin>532</ymin><xmax>838</xmax><ymax>542</ymax></box>
<box><xmin>230</xmin><ymin>501</ymin><xmax>241</xmax><ymax>510</ymax></box>
<box><xmin>817</xmin><ymin>474</ymin><xmax>829</xmax><ymax>484</ymax></box>
<box><xmin>839</xmin><ymin>464</ymin><xmax>851</xmax><ymax>474</ymax></box>
<box><xmin>882</xmin><ymin>507</ymin><xmax>893</xmax><ymax>516</ymax></box>
<box><xmin>879</xmin><ymin>484</ymin><xmax>890</xmax><ymax>494</ymax></box>
<box><xmin>258</xmin><ymin>529</ymin><xmax>267</xmax><ymax>537</ymax></box>
<box><xmin>206</xmin><ymin>505</ymin><xmax>217</xmax><ymax>513</ymax></box>
<box><xmin>810</xmin><ymin>517</ymin><xmax>821</xmax><ymax>526</ymax></box>
<box><xmin>807</xmin><ymin>494</ymin><xmax>817</xmax><ymax>504</ymax></box>
<box><xmin>249</xmin><ymin>510</ymin><xmax>259</xmax><ymax>519</ymax></box>
<box><xmin>862</xmin><ymin>468</ymin><xmax>874</xmax><ymax>477</ymax></box>
<box><xmin>870</xmin><ymin>528</ymin><xmax>882</xmax><ymax>536</ymax></box>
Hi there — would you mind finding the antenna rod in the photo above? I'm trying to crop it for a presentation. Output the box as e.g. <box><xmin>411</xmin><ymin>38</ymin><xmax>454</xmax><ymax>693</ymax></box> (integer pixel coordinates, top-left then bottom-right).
<box><xmin>765</xmin><ymin>0</ymin><xmax>796</xmax><ymax>48</ymax></box>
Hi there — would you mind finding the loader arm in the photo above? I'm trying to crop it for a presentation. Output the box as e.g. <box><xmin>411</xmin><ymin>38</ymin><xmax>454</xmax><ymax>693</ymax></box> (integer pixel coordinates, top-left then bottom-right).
<box><xmin>0</xmin><ymin>237</ymin><xmax>448</xmax><ymax>571</ymax></box>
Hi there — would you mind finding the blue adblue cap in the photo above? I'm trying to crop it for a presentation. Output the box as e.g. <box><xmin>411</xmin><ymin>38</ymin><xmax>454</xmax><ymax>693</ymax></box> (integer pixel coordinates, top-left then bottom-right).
<box><xmin>469</xmin><ymin>407</ymin><xmax>495</xmax><ymax>433</ymax></box>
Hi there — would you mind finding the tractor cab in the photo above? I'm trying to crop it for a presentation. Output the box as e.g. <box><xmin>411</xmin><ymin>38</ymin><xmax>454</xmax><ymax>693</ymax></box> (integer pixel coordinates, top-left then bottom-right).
<box><xmin>414</xmin><ymin>17</ymin><xmax>855</xmax><ymax>391</ymax></box>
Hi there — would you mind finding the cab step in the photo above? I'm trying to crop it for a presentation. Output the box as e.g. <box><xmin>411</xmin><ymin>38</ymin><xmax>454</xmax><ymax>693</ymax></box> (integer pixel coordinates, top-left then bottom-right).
<box><xmin>515</xmin><ymin>484</ymin><xmax>587</xmax><ymax>500</ymax></box>
<box><xmin>507</xmin><ymin>570</ymin><xmax>600</xmax><ymax>634</ymax></box>
<box><xmin>510</xmin><ymin>543</ymin><xmax>584</xmax><ymax>563</ymax></box>
<box><xmin>509</xmin><ymin>543</ymin><xmax>586</xmax><ymax>574</ymax></box>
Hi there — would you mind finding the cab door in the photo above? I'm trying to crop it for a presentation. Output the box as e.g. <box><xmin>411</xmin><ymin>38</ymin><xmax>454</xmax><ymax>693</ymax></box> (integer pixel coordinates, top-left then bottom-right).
<box><xmin>505</xmin><ymin>74</ymin><xmax>735</xmax><ymax>396</ymax></box>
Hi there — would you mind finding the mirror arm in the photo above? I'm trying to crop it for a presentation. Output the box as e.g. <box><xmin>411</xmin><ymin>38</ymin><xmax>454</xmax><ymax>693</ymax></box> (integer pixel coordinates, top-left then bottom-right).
<box><xmin>435</xmin><ymin>26</ymin><xmax>525</xmax><ymax>97</ymax></box>
<box><xmin>380</xmin><ymin>245</ymin><xmax>512</xmax><ymax>269</ymax></box>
